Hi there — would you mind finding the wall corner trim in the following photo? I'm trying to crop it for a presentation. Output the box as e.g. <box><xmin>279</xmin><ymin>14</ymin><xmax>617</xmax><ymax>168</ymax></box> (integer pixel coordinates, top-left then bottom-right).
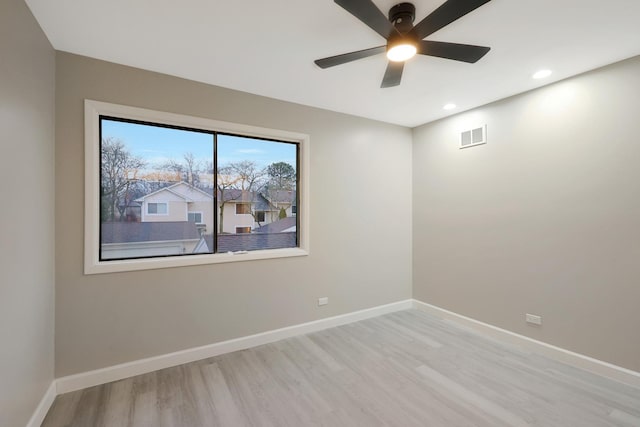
<box><xmin>411</xmin><ymin>299</ymin><xmax>640</xmax><ymax>388</ymax></box>
<box><xmin>55</xmin><ymin>299</ymin><xmax>413</xmax><ymax>394</ymax></box>
<box><xmin>25</xmin><ymin>381</ymin><xmax>56</xmax><ymax>427</ymax></box>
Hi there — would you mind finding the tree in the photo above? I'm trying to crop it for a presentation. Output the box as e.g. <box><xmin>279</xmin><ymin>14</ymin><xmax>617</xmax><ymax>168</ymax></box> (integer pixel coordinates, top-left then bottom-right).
<box><xmin>217</xmin><ymin>161</ymin><xmax>267</xmax><ymax>233</ymax></box>
<box><xmin>162</xmin><ymin>152</ymin><xmax>204</xmax><ymax>187</ymax></box>
<box><xmin>216</xmin><ymin>164</ymin><xmax>240</xmax><ymax>234</ymax></box>
<box><xmin>228</xmin><ymin>160</ymin><xmax>266</xmax><ymax>191</ymax></box>
<box><xmin>266</xmin><ymin>162</ymin><xmax>295</xmax><ymax>190</ymax></box>
<box><xmin>279</xmin><ymin>207</ymin><xmax>287</xmax><ymax>220</ymax></box>
<box><xmin>101</xmin><ymin>138</ymin><xmax>146</xmax><ymax>222</ymax></box>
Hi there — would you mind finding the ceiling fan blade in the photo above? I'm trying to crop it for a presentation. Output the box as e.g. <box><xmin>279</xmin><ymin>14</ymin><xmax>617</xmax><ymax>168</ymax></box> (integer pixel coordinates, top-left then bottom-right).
<box><xmin>314</xmin><ymin>46</ymin><xmax>386</xmax><ymax>69</ymax></box>
<box><xmin>409</xmin><ymin>0</ymin><xmax>492</xmax><ymax>40</ymax></box>
<box><xmin>381</xmin><ymin>61</ymin><xmax>404</xmax><ymax>88</ymax></box>
<box><xmin>335</xmin><ymin>0</ymin><xmax>400</xmax><ymax>39</ymax></box>
<box><xmin>417</xmin><ymin>40</ymin><xmax>490</xmax><ymax>63</ymax></box>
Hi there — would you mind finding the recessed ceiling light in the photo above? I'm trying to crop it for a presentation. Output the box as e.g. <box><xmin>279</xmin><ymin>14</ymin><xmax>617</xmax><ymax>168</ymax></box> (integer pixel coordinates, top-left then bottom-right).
<box><xmin>533</xmin><ymin>69</ymin><xmax>552</xmax><ymax>79</ymax></box>
<box><xmin>443</xmin><ymin>103</ymin><xmax>457</xmax><ymax>110</ymax></box>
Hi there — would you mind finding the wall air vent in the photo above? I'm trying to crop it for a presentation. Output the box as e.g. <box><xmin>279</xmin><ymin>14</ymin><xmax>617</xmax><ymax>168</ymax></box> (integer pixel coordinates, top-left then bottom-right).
<box><xmin>460</xmin><ymin>125</ymin><xmax>487</xmax><ymax>149</ymax></box>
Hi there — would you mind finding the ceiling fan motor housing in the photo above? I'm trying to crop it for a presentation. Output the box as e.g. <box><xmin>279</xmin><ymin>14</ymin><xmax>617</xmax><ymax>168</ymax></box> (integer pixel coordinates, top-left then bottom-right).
<box><xmin>389</xmin><ymin>2</ymin><xmax>416</xmax><ymax>33</ymax></box>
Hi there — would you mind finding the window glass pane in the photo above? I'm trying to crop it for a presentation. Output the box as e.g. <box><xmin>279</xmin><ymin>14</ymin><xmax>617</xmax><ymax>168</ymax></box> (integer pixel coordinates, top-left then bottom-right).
<box><xmin>188</xmin><ymin>212</ymin><xmax>202</xmax><ymax>223</ymax></box>
<box><xmin>148</xmin><ymin>203</ymin><xmax>167</xmax><ymax>214</ymax></box>
<box><xmin>235</xmin><ymin>203</ymin><xmax>251</xmax><ymax>214</ymax></box>
<box><xmin>100</xmin><ymin>118</ymin><xmax>214</xmax><ymax>260</ymax></box>
<box><xmin>217</xmin><ymin>134</ymin><xmax>298</xmax><ymax>252</ymax></box>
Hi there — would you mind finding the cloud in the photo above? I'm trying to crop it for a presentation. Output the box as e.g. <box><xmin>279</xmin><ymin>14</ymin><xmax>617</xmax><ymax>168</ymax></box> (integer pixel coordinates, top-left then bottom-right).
<box><xmin>146</xmin><ymin>156</ymin><xmax>172</xmax><ymax>165</ymax></box>
<box><xmin>235</xmin><ymin>149</ymin><xmax>264</xmax><ymax>154</ymax></box>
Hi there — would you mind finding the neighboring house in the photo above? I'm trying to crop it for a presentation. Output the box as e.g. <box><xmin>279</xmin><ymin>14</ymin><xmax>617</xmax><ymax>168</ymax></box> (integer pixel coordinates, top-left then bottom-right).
<box><xmin>218</xmin><ymin>189</ymin><xmax>295</xmax><ymax>234</ymax></box>
<box><xmin>262</xmin><ymin>190</ymin><xmax>297</xmax><ymax>218</ymax></box>
<box><xmin>136</xmin><ymin>182</ymin><xmax>214</xmax><ymax>234</ymax></box>
<box><xmin>117</xmin><ymin>200</ymin><xmax>142</xmax><ymax>222</ymax></box>
<box><xmin>253</xmin><ymin>217</ymin><xmax>297</xmax><ymax>234</ymax></box>
<box><xmin>218</xmin><ymin>188</ymin><xmax>261</xmax><ymax>234</ymax></box>
<box><xmin>103</xmin><ymin>183</ymin><xmax>298</xmax><ymax>258</ymax></box>
<box><xmin>132</xmin><ymin>181</ymin><xmax>297</xmax><ymax>235</ymax></box>
<box><xmin>251</xmin><ymin>192</ymin><xmax>279</xmax><ymax>230</ymax></box>
<box><xmin>101</xmin><ymin>221</ymin><xmax>201</xmax><ymax>259</ymax></box>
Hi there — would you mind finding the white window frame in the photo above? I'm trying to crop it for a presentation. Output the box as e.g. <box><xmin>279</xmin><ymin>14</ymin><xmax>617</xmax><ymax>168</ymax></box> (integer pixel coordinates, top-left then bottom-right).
<box><xmin>85</xmin><ymin>99</ymin><xmax>310</xmax><ymax>275</ymax></box>
<box><xmin>187</xmin><ymin>211</ymin><xmax>203</xmax><ymax>224</ymax></box>
<box><xmin>235</xmin><ymin>203</ymin><xmax>251</xmax><ymax>215</ymax></box>
<box><xmin>147</xmin><ymin>202</ymin><xmax>168</xmax><ymax>216</ymax></box>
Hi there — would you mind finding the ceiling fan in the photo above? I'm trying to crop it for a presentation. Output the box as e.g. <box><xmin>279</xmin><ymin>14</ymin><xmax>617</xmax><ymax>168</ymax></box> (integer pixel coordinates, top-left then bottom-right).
<box><xmin>314</xmin><ymin>0</ymin><xmax>492</xmax><ymax>88</ymax></box>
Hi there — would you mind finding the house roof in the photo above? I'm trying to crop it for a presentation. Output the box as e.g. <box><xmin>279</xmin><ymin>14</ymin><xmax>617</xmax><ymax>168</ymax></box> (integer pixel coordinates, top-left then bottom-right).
<box><xmin>263</xmin><ymin>190</ymin><xmax>296</xmax><ymax>205</ymax></box>
<box><xmin>118</xmin><ymin>200</ymin><xmax>142</xmax><ymax>209</ymax></box>
<box><xmin>101</xmin><ymin>221</ymin><xmax>201</xmax><ymax>244</ymax></box>
<box><xmin>135</xmin><ymin>181</ymin><xmax>213</xmax><ymax>202</ymax></box>
<box><xmin>219</xmin><ymin>188</ymin><xmax>253</xmax><ymax>203</ymax></box>
<box><xmin>253</xmin><ymin>217</ymin><xmax>297</xmax><ymax>234</ymax></box>
<box><xmin>254</xmin><ymin>193</ymin><xmax>273</xmax><ymax>211</ymax></box>
<box><xmin>202</xmin><ymin>232</ymin><xmax>297</xmax><ymax>253</ymax></box>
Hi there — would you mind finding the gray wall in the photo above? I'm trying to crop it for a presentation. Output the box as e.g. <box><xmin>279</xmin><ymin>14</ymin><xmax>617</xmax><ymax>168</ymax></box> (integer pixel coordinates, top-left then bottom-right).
<box><xmin>413</xmin><ymin>56</ymin><xmax>640</xmax><ymax>371</ymax></box>
<box><xmin>55</xmin><ymin>52</ymin><xmax>413</xmax><ymax>376</ymax></box>
<box><xmin>0</xmin><ymin>0</ymin><xmax>56</xmax><ymax>426</ymax></box>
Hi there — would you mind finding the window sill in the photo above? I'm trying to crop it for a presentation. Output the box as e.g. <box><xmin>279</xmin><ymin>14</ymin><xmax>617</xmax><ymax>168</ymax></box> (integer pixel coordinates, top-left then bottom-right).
<box><xmin>85</xmin><ymin>247</ymin><xmax>309</xmax><ymax>275</ymax></box>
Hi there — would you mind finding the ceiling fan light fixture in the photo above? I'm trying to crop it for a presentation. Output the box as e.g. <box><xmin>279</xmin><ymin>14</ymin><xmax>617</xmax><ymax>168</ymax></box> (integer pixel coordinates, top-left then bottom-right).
<box><xmin>315</xmin><ymin>0</ymin><xmax>494</xmax><ymax>87</ymax></box>
<box><xmin>386</xmin><ymin>42</ymin><xmax>417</xmax><ymax>62</ymax></box>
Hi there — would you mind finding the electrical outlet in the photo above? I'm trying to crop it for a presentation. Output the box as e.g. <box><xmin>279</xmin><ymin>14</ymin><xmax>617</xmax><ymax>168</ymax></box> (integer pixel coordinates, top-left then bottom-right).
<box><xmin>526</xmin><ymin>313</ymin><xmax>542</xmax><ymax>326</ymax></box>
<box><xmin>318</xmin><ymin>297</ymin><xmax>329</xmax><ymax>306</ymax></box>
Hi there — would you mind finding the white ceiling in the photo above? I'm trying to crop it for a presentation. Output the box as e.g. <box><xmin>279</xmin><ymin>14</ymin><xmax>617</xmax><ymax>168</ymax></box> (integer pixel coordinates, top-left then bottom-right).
<box><xmin>25</xmin><ymin>0</ymin><xmax>640</xmax><ymax>127</ymax></box>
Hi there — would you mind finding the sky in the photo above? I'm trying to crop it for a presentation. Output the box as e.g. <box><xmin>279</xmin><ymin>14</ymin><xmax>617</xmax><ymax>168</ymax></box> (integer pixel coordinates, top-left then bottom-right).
<box><xmin>101</xmin><ymin>118</ymin><xmax>297</xmax><ymax>170</ymax></box>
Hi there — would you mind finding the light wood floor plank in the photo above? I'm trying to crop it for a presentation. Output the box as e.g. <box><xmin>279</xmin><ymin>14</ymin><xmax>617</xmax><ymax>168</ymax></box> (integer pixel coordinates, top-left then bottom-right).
<box><xmin>41</xmin><ymin>310</ymin><xmax>640</xmax><ymax>426</ymax></box>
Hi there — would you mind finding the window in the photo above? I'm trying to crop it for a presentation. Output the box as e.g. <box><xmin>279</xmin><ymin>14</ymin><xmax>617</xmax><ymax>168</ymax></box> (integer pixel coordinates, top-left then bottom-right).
<box><xmin>148</xmin><ymin>203</ymin><xmax>168</xmax><ymax>215</ymax></box>
<box><xmin>235</xmin><ymin>203</ymin><xmax>251</xmax><ymax>215</ymax></box>
<box><xmin>85</xmin><ymin>100</ymin><xmax>308</xmax><ymax>274</ymax></box>
<box><xmin>188</xmin><ymin>212</ymin><xmax>203</xmax><ymax>223</ymax></box>
<box><xmin>291</xmin><ymin>206</ymin><xmax>297</xmax><ymax>215</ymax></box>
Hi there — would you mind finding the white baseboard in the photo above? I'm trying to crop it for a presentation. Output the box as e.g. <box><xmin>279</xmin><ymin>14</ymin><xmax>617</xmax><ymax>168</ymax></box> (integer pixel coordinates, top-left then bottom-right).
<box><xmin>56</xmin><ymin>299</ymin><xmax>413</xmax><ymax>394</ymax></box>
<box><xmin>25</xmin><ymin>381</ymin><xmax>56</xmax><ymax>427</ymax></box>
<box><xmin>40</xmin><ymin>296</ymin><xmax>640</xmax><ymax>421</ymax></box>
<box><xmin>412</xmin><ymin>299</ymin><xmax>640</xmax><ymax>388</ymax></box>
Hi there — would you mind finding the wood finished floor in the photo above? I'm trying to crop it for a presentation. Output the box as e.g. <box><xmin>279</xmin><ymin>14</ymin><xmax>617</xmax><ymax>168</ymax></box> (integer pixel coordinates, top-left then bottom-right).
<box><xmin>42</xmin><ymin>310</ymin><xmax>640</xmax><ymax>426</ymax></box>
